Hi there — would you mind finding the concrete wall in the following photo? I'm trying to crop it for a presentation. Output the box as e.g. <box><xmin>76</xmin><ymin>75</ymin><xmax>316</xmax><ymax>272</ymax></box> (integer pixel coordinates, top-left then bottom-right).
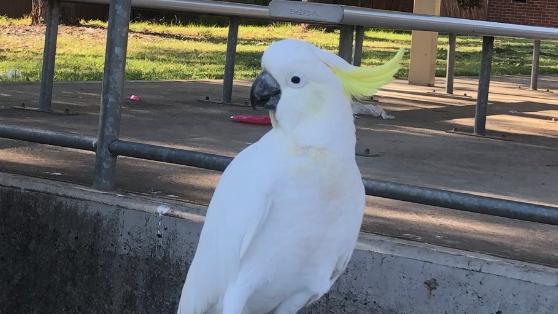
<box><xmin>1</xmin><ymin>173</ymin><xmax>557</xmax><ymax>313</ymax></box>
<box><xmin>0</xmin><ymin>182</ymin><xmax>198</xmax><ymax>313</ymax></box>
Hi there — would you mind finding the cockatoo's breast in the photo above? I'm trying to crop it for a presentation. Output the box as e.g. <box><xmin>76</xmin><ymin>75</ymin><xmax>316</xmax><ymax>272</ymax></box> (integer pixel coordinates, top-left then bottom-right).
<box><xmin>236</xmin><ymin>133</ymin><xmax>365</xmax><ymax>313</ymax></box>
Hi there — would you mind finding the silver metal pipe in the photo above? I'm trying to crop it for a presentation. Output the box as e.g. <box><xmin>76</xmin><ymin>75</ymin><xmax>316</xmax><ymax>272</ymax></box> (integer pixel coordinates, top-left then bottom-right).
<box><xmin>353</xmin><ymin>25</ymin><xmax>365</xmax><ymax>66</ymax></box>
<box><xmin>222</xmin><ymin>16</ymin><xmax>239</xmax><ymax>104</ymax></box>
<box><xmin>342</xmin><ymin>6</ymin><xmax>558</xmax><ymax>40</ymax></box>
<box><xmin>445</xmin><ymin>33</ymin><xmax>456</xmax><ymax>95</ymax></box>
<box><xmin>93</xmin><ymin>0</ymin><xmax>132</xmax><ymax>191</ymax></box>
<box><xmin>338</xmin><ymin>25</ymin><xmax>354</xmax><ymax>63</ymax></box>
<box><xmin>110</xmin><ymin>140</ymin><xmax>230</xmax><ymax>172</ymax></box>
<box><xmin>38</xmin><ymin>0</ymin><xmax>60</xmax><ymax>112</ymax></box>
<box><xmin>0</xmin><ymin>125</ymin><xmax>96</xmax><ymax>151</ymax></box>
<box><xmin>474</xmin><ymin>36</ymin><xmax>494</xmax><ymax>136</ymax></box>
<box><xmin>363</xmin><ymin>179</ymin><xmax>558</xmax><ymax>226</ymax></box>
<box><xmin>530</xmin><ymin>40</ymin><xmax>541</xmax><ymax>91</ymax></box>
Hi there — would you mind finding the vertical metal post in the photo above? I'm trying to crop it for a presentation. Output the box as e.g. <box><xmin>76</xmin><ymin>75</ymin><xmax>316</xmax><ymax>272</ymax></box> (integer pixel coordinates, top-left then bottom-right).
<box><xmin>93</xmin><ymin>0</ymin><xmax>132</xmax><ymax>191</ymax></box>
<box><xmin>530</xmin><ymin>39</ymin><xmax>541</xmax><ymax>91</ymax></box>
<box><xmin>353</xmin><ymin>26</ymin><xmax>365</xmax><ymax>66</ymax></box>
<box><xmin>474</xmin><ymin>36</ymin><xmax>494</xmax><ymax>136</ymax></box>
<box><xmin>338</xmin><ymin>25</ymin><xmax>354</xmax><ymax>64</ymax></box>
<box><xmin>38</xmin><ymin>0</ymin><xmax>60</xmax><ymax>112</ymax></box>
<box><xmin>446</xmin><ymin>33</ymin><xmax>456</xmax><ymax>94</ymax></box>
<box><xmin>222</xmin><ymin>16</ymin><xmax>239</xmax><ymax>104</ymax></box>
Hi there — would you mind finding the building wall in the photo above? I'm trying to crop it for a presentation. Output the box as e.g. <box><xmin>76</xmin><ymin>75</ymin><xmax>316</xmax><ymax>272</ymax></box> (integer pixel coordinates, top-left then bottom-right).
<box><xmin>487</xmin><ymin>0</ymin><xmax>558</xmax><ymax>27</ymax></box>
<box><xmin>441</xmin><ymin>0</ymin><xmax>488</xmax><ymax>20</ymax></box>
<box><xmin>0</xmin><ymin>2</ymin><xmax>31</xmax><ymax>18</ymax></box>
<box><xmin>0</xmin><ymin>1</ymin><xmax>108</xmax><ymax>20</ymax></box>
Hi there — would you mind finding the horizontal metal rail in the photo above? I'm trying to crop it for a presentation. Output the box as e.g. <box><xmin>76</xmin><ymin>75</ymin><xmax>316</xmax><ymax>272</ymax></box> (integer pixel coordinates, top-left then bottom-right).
<box><xmin>62</xmin><ymin>0</ymin><xmax>558</xmax><ymax>40</ymax></box>
<box><xmin>341</xmin><ymin>7</ymin><xmax>558</xmax><ymax>39</ymax></box>
<box><xmin>0</xmin><ymin>125</ymin><xmax>97</xmax><ymax>151</ymax></box>
<box><xmin>364</xmin><ymin>180</ymin><xmax>558</xmax><ymax>226</ymax></box>
<box><xmin>1</xmin><ymin>126</ymin><xmax>557</xmax><ymax>226</ymax></box>
<box><xmin>110</xmin><ymin>140</ymin><xmax>230</xmax><ymax>172</ymax></box>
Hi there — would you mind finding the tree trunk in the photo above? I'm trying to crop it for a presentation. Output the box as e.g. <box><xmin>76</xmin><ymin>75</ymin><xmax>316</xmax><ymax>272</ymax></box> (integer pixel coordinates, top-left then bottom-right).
<box><xmin>31</xmin><ymin>0</ymin><xmax>48</xmax><ymax>25</ymax></box>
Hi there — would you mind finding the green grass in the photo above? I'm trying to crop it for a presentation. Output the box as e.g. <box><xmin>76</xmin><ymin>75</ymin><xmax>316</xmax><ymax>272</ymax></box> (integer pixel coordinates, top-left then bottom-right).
<box><xmin>1</xmin><ymin>17</ymin><xmax>557</xmax><ymax>82</ymax></box>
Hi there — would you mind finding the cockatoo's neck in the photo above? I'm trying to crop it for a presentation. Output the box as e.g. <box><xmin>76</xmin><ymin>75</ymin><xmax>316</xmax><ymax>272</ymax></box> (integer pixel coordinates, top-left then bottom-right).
<box><xmin>270</xmin><ymin>99</ymin><xmax>357</xmax><ymax>159</ymax></box>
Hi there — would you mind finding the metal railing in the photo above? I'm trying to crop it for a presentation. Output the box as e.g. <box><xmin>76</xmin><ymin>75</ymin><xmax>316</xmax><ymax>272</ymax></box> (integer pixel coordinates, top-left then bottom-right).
<box><xmin>1</xmin><ymin>124</ymin><xmax>557</xmax><ymax>225</ymax></box>
<box><xmin>1</xmin><ymin>0</ymin><xmax>558</xmax><ymax>226</ymax></box>
<box><xmin>44</xmin><ymin>0</ymin><xmax>556</xmax><ymax>130</ymax></box>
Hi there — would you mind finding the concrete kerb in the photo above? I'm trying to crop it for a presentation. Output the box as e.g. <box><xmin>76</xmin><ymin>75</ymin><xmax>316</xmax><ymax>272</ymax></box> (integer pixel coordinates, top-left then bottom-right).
<box><xmin>357</xmin><ymin>234</ymin><xmax>558</xmax><ymax>288</ymax></box>
<box><xmin>0</xmin><ymin>171</ymin><xmax>206</xmax><ymax>223</ymax></box>
<box><xmin>1</xmin><ymin>172</ymin><xmax>557</xmax><ymax>313</ymax></box>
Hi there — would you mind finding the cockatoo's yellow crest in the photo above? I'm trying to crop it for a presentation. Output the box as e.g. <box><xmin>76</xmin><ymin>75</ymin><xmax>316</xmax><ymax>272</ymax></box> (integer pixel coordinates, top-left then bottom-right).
<box><xmin>330</xmin><ymin>49</ymin><xmax>404</xmax><ymax>99</ymax></box>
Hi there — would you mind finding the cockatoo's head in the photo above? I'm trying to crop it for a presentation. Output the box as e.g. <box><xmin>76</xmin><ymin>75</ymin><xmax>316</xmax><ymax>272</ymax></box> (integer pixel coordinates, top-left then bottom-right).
<box><xmin>250</xmin><ymin>39</ymin><xmax>402</xmax><ymax>152</ymax></box>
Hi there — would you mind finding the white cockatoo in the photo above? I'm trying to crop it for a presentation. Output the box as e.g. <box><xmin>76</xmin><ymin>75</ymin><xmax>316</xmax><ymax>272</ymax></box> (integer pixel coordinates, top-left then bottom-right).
<box><xmin>178</xmin><ymin>39</ymin><xmax>402</xmax><ymax>314</ymax></box>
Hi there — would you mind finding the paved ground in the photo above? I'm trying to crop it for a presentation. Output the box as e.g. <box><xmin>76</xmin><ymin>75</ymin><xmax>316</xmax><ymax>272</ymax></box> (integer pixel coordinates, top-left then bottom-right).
<box><xmin>1</xmin><ymin>76</ymin><xmax>557</xmax><ymax>266</ymax></box>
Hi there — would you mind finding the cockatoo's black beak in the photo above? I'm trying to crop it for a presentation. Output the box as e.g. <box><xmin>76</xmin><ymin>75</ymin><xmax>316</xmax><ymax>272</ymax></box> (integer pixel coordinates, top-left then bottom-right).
<box><xmin>250</xmin><ymin>71</ymin><xmax>281</xmax><ymax>110</ymax></box>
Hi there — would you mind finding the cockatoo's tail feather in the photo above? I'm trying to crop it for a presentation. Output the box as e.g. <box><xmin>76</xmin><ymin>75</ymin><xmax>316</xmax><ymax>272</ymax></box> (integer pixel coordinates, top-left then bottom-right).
<box><xmin>330</xmin><ymin>49</ymin><xmax>404</xmax><ymax>99</ymax></box>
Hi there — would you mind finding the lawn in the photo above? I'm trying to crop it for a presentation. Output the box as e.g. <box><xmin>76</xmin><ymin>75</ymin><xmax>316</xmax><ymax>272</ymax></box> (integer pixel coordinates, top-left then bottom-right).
<box><xmin>0</xmin><ymin>16</ymin><xmax>557</xmax><ymax>82</ymax></box>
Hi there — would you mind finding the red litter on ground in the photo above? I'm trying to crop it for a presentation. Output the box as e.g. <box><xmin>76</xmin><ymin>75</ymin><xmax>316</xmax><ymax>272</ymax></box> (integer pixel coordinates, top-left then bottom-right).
<box><xmin>128</xmin><ymin>95</ymin><xmax>141</xmax><ymax>101</ymax></box>
<box><xmin>230</xmin><ymin>114</ymin><xmax>271</xmax><ymax>125</ymax></box>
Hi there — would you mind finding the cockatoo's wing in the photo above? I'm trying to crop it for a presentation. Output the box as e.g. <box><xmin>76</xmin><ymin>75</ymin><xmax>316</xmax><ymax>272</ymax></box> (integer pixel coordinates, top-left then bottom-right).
<box><xmin>178</xmin><ymin>134</ymin><xmax>277</xmax><ymax>314</ymax></box>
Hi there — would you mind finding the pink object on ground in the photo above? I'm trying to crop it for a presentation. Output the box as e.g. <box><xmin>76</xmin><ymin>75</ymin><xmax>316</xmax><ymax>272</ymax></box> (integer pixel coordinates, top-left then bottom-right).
<box><xmin>128</xmin><ymin>95</ymin><xmax>141</xmax><ymax>101</ymax></box>
<box><xmin>230</xmin><ymin>114</ymin><xmax>271</xmax><ymax>125</ymax></box>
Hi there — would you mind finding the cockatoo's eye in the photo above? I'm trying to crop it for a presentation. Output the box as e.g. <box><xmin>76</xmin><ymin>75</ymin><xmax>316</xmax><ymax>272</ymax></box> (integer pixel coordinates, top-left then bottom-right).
<box><xmin>288</xmin><ymin>75</ymin><xmax>304</xmax><ymax>88</ymax></box>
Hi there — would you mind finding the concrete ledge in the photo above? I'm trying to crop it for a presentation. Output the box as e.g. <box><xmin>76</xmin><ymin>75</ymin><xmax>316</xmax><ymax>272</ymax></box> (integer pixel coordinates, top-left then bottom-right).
<box><xmin>0</xmin><ymin>172</ymin><xmax>556</xmax><ymax>313</ymax></box>
<box><xmin>317</xmin><ymin>234</ymin><xmax>558</xmax><ymax>313</ymax></box>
